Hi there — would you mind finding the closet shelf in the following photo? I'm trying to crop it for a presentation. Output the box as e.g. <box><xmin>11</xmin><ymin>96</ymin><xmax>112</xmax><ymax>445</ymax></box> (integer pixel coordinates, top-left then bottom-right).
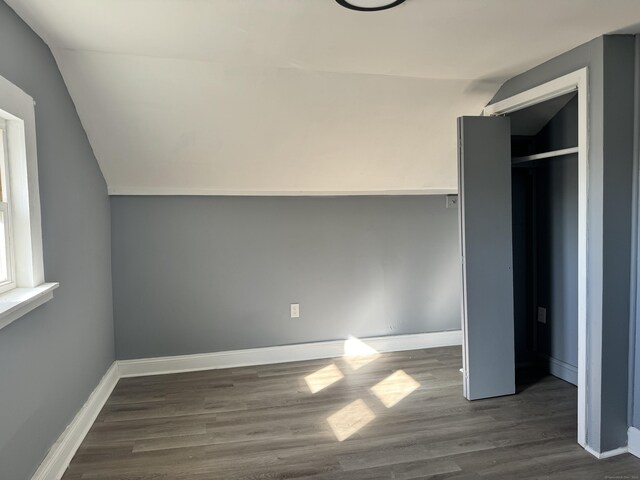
<box><xmin>512</xmin><ymin>146</ymin><xmax>579</xmax><ymax>165</ymax></box>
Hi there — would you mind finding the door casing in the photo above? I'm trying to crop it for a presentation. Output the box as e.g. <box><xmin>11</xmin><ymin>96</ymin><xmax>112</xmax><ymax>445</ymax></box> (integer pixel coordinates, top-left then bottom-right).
<box><xmin>482</xmin><ymin>68</ymin><xmax>589</xmax><ymax>449</ymax></box>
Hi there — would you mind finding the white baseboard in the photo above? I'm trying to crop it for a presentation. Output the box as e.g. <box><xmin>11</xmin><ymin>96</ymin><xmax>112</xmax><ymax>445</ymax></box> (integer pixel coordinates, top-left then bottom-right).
<box><xmin>584</xmin><ymin>445</ymin><xmax>628</xmax><ymax>459</ymax></box>
<box><xmin>629</xmin><ymin>427</ymin><xmax>640</xmax><ymax>458</ymax></box>
<box><xmin>31</xmin><ymin>362</ymin><xmax>119</xmax><ymax>480</ymax></box>
<box><xmin>118</xmin><ymin>330</ymin><xmax>462</xmax><ymax>378</ymax></box>
<box><xmin>32</xmin><ymin>331</ymin><xmax>461</xmax><ymax>478</ymax></box>
<box><xmin>543</xmin><ymin>355</ymin><xmax>578</xmax><ymax>386</ymax></box>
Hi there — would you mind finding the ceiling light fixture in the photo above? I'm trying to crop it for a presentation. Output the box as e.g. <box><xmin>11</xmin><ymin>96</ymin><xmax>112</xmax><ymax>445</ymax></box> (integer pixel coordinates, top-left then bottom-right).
<box><xmin>335</xmin><ymin>0</ymin><xmax>407</xmax><ymax>12</ymax></box>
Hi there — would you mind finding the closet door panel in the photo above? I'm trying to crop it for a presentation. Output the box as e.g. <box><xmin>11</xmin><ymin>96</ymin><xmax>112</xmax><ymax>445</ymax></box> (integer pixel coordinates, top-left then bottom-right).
<box><xmin>458</xmin><ymin>116</ymin><xmax>515</xmax><ymax>400</ymax></box>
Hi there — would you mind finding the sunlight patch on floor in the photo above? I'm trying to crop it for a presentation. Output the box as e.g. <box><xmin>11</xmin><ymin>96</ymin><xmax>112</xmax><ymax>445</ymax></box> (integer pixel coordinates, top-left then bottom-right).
<box><xmin>370</xmin><ymin>369</ymin><xmax>420</xmax><ymax>408</ymax></box>
<box><xmin>326</xmin><ymin>399</ymin><xmax>376</xmax><ymax>441</ymax></box>
<box><xmin>304</xmin><ymin>363</ymin><xmax>345</xmax><ymax>394</ymax></box>
<box><xmin>343</xmin><ymin>336</ymin><xmax>380</xmax><ymax>370</ymax></box>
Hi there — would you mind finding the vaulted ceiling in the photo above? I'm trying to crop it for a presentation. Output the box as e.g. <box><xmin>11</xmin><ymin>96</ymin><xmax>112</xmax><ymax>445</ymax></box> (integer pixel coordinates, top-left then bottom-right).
<box><xmin>6</xmin><ymin>0</ymin><xmax>640</xmax><ymax>194</ymax></box>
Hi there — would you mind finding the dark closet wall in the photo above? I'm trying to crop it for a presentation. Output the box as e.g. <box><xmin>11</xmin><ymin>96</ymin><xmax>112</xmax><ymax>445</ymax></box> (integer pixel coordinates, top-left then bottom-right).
<box><xmin>512</xmin><ymin>97</ymin><xmax>579</xmax><ymax>375</ymax></box>
<box><xmin>536</xmin><ymin>98</ymin><xmax>579</xmax><ymax>373</ymax></box>
<box><xmin>536</xmin><ymin>154</ymin><xmax>578</xmax><ymax>372</ymax></box>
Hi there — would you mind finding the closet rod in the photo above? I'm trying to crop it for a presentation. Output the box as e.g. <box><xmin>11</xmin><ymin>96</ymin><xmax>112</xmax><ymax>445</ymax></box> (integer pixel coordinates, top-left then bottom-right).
<box><xmin>512</xmin><ymin>146</ymin><xmax>579</xmax><ymax>165</ymax></box>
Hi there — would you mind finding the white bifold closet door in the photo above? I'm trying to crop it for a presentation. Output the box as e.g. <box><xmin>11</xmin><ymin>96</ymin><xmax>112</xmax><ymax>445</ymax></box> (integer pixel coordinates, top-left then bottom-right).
<box><xmin>457</xmin><ymin>116</ymin><xmax>515</xmax><ymax>401</ymax></box>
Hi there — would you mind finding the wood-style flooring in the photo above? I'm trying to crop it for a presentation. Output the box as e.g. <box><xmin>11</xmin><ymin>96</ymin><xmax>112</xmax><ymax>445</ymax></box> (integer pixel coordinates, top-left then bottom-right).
<box><xmin>62</xmin><ymin>346</ymin><xmax>640</xmax><ymax>479</ymax></box>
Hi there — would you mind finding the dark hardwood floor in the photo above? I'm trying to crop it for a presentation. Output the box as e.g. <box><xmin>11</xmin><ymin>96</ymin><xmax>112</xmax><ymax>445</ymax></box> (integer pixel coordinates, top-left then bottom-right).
<box><xmin>62</xmin><ymin>346</ymin><xmax>640</xmax><ymax>479</ymax></box>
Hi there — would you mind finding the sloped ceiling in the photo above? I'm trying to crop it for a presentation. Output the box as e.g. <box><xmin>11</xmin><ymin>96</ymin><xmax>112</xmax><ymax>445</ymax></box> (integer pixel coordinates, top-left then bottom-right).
<box><xmin>6</xmin><ymin>0</ymin><xmax>640</xmax><ymax>194</ymax></box>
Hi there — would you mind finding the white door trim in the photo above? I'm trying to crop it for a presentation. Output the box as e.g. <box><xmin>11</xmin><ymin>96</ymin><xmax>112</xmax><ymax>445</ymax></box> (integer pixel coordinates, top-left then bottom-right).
<box><xmin>482</xmin><ymin>68</ymin><xmax>590</xmax><ymax>450</ymax></box>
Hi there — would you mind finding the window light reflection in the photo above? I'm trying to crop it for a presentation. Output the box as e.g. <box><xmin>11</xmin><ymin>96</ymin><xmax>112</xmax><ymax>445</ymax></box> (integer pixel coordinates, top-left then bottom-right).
<box><xmin>326</xmin><ymin>399</ymin><xmax>376</xmax><ymax>441</ymax></box>
<box><xmin>304</xmin><ymin>363</ymin><xmax>344</xmax><ymax>394</ymax></box>
<box><xmin>370</xmin><ymin>370</ymin><xmax>420</xmax><ymax>408</ymax></box>
<box><xmin>343</xmin><ymin>336</ymin><xmax>380</xmax><ymax>370</ymax></box>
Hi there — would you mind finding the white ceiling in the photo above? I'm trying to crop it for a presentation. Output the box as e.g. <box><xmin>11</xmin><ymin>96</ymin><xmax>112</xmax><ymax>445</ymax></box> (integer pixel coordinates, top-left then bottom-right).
<box><xmin>6</xmin><ymin>0</ymin><xmax>640</xmax><ymax>194</ymax></box>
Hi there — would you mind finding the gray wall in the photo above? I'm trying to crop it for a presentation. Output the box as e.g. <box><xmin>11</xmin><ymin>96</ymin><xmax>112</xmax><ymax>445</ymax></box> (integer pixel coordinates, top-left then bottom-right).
<box><xmin>492</xmin><ymin>35</ymin><xmax>636</xmax><ymax>452</ymax></box>
<box><xmin>111</xmin><ymin>196</ymin><xmax>461</xmax><ymax>359</ymax></box>
<box><xmin>0</xmin><ymin>2</ymin><xmax>114</xmax><ymax>479</ymax></box>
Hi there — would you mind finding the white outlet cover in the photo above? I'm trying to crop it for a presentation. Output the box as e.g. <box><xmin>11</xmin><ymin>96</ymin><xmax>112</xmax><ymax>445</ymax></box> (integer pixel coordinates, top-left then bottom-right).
<box><xmin>537</xmin><ymin>307</ymin><xmax>547</xmax><ymax>324</ymax></box>
<box><xmin>290</xmin><ymin>303</ymin><xmax>300</xmax><ymax>318</ymax></box>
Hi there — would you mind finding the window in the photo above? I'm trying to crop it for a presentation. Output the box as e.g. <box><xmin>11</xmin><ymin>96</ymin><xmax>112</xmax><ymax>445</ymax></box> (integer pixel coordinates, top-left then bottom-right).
<box><xmin>0</xmin><ymin>74</ymin><xmax>58</xmax><ymax>331</ymax></box>
<box><xmin>0</xmin><ymin>120</ymin><xmax>15</xmax><ymax>293</ymax></box>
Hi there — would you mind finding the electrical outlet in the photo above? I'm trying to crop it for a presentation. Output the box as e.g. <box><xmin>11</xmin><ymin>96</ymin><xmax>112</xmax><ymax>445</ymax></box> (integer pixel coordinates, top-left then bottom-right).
<box><xmin>290</xmin><ymin>303</ymin><xmax>300</xmax><ymax>318</ymax></box>
<box><xmin>446</xmin><ymin>194</ymin><xmax>458</xmax><ymax>209</ymax></box>
<box><xmin>537</xmin><ymin>307</ymin><xmax>547</xmax><ymax>324</ymax></box>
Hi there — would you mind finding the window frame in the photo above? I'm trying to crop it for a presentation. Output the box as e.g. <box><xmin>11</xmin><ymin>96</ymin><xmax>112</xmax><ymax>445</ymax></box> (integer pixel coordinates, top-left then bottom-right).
<box><xmin>0</xmin><ymin>73</ymin><xmax>58</xmax><ymax>331</ymax></box>
<box><xmin>0</xmin><ymin>120</ymin><xmax>17</xmax><ymax>294</ymax></box>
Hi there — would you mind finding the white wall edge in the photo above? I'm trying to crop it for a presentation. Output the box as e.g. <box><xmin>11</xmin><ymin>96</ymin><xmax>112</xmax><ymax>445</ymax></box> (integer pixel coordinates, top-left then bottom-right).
<box><xmin>629</xmin><ymin>426</ymin><xmax>640</xmax><ymax>458</ymax></box>
<box><xmin>31</xmin><ymin>362</ymin><xmax>119</xmax><ymax>480</ymax></box>
<box><xmin>584</xmin><ymin>445</ymin><xmax>629</xmax><ymax>460</ymax></box>
<box><xmin>107</xmin><ymin>187</ymin><xmax>459</xmax><ymax>196</ymax></box>
<box><xmin>118</xmin><ymin>330</ymin><xmax>462</xmax><ymax>377</ymax></box>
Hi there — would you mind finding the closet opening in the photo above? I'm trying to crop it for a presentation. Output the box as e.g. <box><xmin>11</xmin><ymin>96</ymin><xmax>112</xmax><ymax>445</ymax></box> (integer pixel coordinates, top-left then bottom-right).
<box><xmin>509</xmin><ymin>92</ymin><xmax>579</xmax><ymax>391</ymax></box>
<box><xmin>461</xmin><ymin>68</ymin><xmax>589</xmax><ymax>448</ymax></box>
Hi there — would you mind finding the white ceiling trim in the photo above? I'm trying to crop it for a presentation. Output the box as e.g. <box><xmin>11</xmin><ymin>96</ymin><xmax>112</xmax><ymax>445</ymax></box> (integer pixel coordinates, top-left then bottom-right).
<box><xmin>107</xmin><ymin>186</ymin><xmax>458</xmax><ymax>196</ymax></box>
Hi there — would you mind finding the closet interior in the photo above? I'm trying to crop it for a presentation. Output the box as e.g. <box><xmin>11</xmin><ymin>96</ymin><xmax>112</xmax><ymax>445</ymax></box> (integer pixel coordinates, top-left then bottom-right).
<box><xmin>508</xmin><ymin>92</ymin><xmax>579</xmax><ymax>387</ymax></box>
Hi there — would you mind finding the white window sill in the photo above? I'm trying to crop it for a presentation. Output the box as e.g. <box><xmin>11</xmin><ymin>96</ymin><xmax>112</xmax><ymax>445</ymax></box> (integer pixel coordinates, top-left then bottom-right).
<box><xmin>0</xmin><ymin>282</ymin><xmax>59</xmax><ymax>331</ymax></box>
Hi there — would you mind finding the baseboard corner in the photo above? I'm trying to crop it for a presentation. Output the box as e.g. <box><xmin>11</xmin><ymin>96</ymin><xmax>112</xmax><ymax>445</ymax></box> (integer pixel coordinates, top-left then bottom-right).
<box><xmin>629</xmin><ymin>426</ymin><xmax>640</xmax><ymax>459</ymax></box>
<box><xmin>584</xmin><ymin>444</ymin><xmax>629</xmax><ymax>460</ymax></box>
<box><xmin>540</xmin><ymin>354</ymin><xmax>578</xmax><ymax>386</ymax></box>
<box><xmin>31</xmin><ymin>362</ymin><xmax>119</xmax><ymax>480</ymax></box>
